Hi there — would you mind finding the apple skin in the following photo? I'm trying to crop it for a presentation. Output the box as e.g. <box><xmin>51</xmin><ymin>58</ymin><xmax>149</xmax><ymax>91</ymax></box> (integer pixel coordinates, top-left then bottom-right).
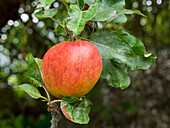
<box><xmin>42</xmin><ymin>40</ymin><xmax>102</xmax><ymax>98</ymax></box>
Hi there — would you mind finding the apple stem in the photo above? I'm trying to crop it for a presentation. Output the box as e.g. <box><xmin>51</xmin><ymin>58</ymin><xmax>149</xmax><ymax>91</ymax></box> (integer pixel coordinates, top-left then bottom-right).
<box><xmin>42</xmin><ymin>86</ymin><xmax>51</xmax><ymax>102</ymax></box>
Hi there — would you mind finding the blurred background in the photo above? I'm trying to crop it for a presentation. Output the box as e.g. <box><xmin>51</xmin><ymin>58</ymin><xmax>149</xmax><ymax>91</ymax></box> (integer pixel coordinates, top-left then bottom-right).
<box><xmin>0</xmin><ymin>0</ymin><xmax>170</xmax><ymax>128</ymax></box>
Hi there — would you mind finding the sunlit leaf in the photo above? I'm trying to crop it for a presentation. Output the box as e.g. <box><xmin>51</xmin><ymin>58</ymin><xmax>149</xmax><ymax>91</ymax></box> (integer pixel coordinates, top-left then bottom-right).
<box><xmin>37</xmin><ymin>0</ymin><xmax>55</xmax><ymax>8</ymax></box>
<box><xmin>34</xmin><ymin>8</ymin><xmax>58</xmax><ymax>19</ymax></box>
<box><xmin>85</xmin><ymin>0</ymin><xmax>144</xmax><ymax>22</ymax></box>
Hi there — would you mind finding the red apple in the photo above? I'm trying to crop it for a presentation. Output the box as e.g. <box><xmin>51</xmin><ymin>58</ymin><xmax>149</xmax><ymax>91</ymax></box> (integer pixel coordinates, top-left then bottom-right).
<box><xmin>42</xmin><ymin>40</ymin><xmax>102</xmax><ymax>98</ymax></box>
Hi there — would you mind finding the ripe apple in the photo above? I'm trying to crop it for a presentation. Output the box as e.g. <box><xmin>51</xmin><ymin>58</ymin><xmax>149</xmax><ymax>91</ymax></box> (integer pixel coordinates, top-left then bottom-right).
<box><xmin>42</xmin><ymin>40</ymin><xmax>102</xmax><ymax>98</ymax></box>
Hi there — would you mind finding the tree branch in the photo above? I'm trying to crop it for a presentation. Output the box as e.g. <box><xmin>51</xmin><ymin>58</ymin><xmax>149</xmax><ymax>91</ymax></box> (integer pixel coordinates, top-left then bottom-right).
<box><xmin>48</xmin><ymin>102</ymin><xmax>60</xmax><ymax>128</ymax></box>
<box><xmin>50</xmin><ymin>111</ymin><xmax>59</xmax><ymax>128</ymax></box>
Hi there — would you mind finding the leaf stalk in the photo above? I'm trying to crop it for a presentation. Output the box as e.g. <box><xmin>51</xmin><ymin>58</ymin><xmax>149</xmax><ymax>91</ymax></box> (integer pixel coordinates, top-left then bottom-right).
<box><xmin>50</xmin><ymin>17</ymin><xmax>65</xmax><ymax>28</ymax></box>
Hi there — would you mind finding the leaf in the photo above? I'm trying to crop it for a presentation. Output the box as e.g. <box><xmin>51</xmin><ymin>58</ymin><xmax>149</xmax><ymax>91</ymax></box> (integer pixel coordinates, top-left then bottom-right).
<box><xmin>37</xmin><ymin>0</ymin><xmax>55</xmax><ymax>8</ymax></box>
<box><xmin>26</xmin><ymin>54</ymin><xmax>43</xmax><ymax>87</ymax></box>
<box><xmin>53</xmin><ymin>24</ymin><xmax>66</xmax><ymax>35</ymax></box>
<box><xmin>67</xmin><ymin>5</ymin><xmax>98</xmax><ymax>36</ymax></box>
<box><xmin>67</xmin><ymin>0</ymin><xmax>77</xmax><ymax>3</ymax></box>
<box><xmin>87</xmin><ymin>30</ymin><xmax>156</xmax><ymax>88</ymax></box>
<box><xmin>90</xmin><ymin>30</ymin><xmax>157</xmax><ymax>70</ymax></box>
<box><xmin>67</xmin><ymin>0</ymin><xmax>84</xmax><ymax>9</ymax></box>
<box><xmin>85</xmin><ymin>0</ymin><xmax>125</xmax><ymax>7</ymax></box>
<box><xmin>79</xmin><ymin>0</ymin><xmax>85</xmax><ymax>9</ymax></box>
<box><xmin>111</xmin><ymin>14</ymin><xmax>127</xmax><ymax>23</ymax></box>
<box><xmin>120</xmin><ymin>9</ymin><xmax>144</xmax><ymax>16</ymax></box>
<box><xmin>85</xmin><ymin>0</ymin><xmax>144</xmax><ymax>22</ymax></box>
<box><xmin>102</xmin><ymin>59</ymin><xmax>130</xmax><ymax>89</ymax></box>
<box><xmin>107</xmin><ymin>9</ymin><xmax>144</xmax><ymax>22</ymax></box>
<box><xmin>60</xmin><ymin>96</ymin><xmax>92</xmax><ymax>124</ymax></box>
<box><xmin>19</xmin><ymin>84</ymin><xmax>42</xmax><ymax>99</ymax></box>
<box><xmin>35</xmin><ymin>58</ymin><xmax>42</xmax><ymax>72</ymax></box>
<box><xmin>34</xmin><ymin>8</ymin><xmax>58</xmax><ymax>19</ymax></box>
<box><xmin>27</xmin><ymin>77</ymin><xmax>43</xmax><ymax>88</ymax></box>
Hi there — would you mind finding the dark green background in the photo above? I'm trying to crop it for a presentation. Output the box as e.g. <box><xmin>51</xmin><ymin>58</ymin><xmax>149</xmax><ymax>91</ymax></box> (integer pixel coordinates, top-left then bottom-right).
<box><xmin>0</xmin><ymin>0</ymin><xmax>170</xmax><ymax>127</ymax></box>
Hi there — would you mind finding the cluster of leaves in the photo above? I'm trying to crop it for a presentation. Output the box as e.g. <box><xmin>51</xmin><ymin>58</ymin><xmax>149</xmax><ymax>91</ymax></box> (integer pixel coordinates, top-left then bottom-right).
<box><xmin>19</xmin><ymin>0</ymin><xmax>157</xmax><ymax>125</ymax></box>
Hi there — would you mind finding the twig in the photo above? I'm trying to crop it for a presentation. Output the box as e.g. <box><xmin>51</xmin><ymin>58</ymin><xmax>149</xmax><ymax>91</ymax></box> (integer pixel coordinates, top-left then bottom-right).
<box><xmin>47</xmin><ymin>100</ymin><xmax>62</xmax><ymax>105</ymax></box>
<box><xmin>89</xmin><ymin>22</ymin><xmax>96</xmax><ymax>39</ymax></box>
<box><xmin>50</xmin><ymin>17</ymin><xmax>65</xmax><ymax>28</ymax></box>
<box><xmin>86</xmin><ymin>21</ymin><xmax>94</xmax><ymax>32</ymax></box>
<box><xmin>50</xmin><ymin>17</ymin><xmax>74</xmax><ymax>41</ymax></box>
<box><xmin>50</xmin><ymin>111</ymin><xmax>59</xmax><ymax>128</ymax></box>
<box><xmin>83</xmin><ymin>30</ymin><xmax>89</xmax><ymax>38</ymax></box>
<box><xmin>95</xmin><ymin>21</ymin><xmax>98</xmax><ymax>32</ymax></box>
<box><xmin>65</xmin><ymin>26</ymin><xmax>75</xmax><ymax>41</ymax></box>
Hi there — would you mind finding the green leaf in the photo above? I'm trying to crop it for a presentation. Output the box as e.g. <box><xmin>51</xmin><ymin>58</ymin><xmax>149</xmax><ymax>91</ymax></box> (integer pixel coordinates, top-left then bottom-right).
<box><xmin>89</xmin><ymin>30</ymin><xmax>156</xmax><ymax>70</ymax></box>
<box><xmin>67</xmin><ymin>0</ymin><xmax>77</xmax><ymax>3</ymax></box>
<box><xmin>78</xmin><ymin>0</ymin><xmax>85</xmax><ymax>9</ymax></box>
<box><xmin>86</xmin><ymin>30</ymin><xmax>156</xmax><ymax>88</ymax></box>
<box><xmin>37</xmin><ymin>0</ymin><xmax>55</xmax><ymax>8</ymax></box>
<box><xmin>26</xmin><ymin>54</ymin><xmax>43</xmax><ymax>87</ymax></box>
<box><xmin>85</xmin><ymin>0</ymin><xmax>125</xmax><ymax>7</ymax></box>
<box><xmin>60</xmin><ymin>96</ymin><xmax>92</xmax><ymax>124</ymax></box>
<box><xmin>109</xmin><ymin>9</ymin><xmax>145</xmax><ymax>24</ymax></box>
<box><xmin>85</xmin><ymin>0</ymin><xmax>144</xmax><ymax>22</ymax></box>
<box><xmin>35</xmin><ymin>58</ymin><xmax>42</xmax><ymax>72</ymax></box>
<box><xmin>19</xmin><ymin>84</ymin><xmax>42</xmax><ymax>99</ymax></box>
<box><xmin>67</xmin><ymin>5</ymin><xmax>98</xmax><ymax>36</ymax></box>
<box><xmin>67</xmin><ymin>0</ymin><xmax>84</xmax><ymax>9</ymax></box>
<box><xmin>102</xmin><ymin>59</ymin><xmax>130</xmax><ymax>89</ymax></box>
<box><xmin>34</xmin><ymin>8</ymin><xmax>58</xmax><ymax>19</ymax></box>
<box><xmin>111</xmin><ymin>14</ymin><xmax>127</xmax><ymax>23</ymax></box>
<box><xmin>27</xmin><ymin>77</ymin><xmax>43</xmax><ymax>88</ymax></box>
<box><xmin>53</xmin><ymin>24</ymin><xmax>66</xmax><ymax>35</ymax></box>
<box><xmin>119</xmin><ymin>9</ymin><xmax>144</xmax><ymax>16</ymax></box>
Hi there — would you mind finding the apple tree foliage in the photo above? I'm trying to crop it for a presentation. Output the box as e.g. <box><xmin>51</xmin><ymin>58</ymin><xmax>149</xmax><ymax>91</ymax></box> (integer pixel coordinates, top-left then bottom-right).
<box><xmin>19</xmin><ymin>0</ymin><xmax>156</xmax><ymax>125</ymax></box>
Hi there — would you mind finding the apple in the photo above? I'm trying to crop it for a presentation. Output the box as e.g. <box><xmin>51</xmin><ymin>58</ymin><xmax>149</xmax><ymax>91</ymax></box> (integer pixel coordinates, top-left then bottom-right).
<box><xmin>42</xmin><ymin>40</ymin><xmax>102</xmax><ymax>98</ymax></box>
